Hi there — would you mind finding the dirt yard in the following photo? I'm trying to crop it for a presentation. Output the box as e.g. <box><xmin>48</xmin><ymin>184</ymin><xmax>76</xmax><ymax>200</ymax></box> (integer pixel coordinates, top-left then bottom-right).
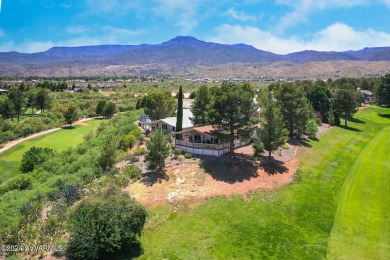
<box><xmin>124</xmin><ymin>146</ymin><xmax>298</xmax><ymax>207</ymax></box>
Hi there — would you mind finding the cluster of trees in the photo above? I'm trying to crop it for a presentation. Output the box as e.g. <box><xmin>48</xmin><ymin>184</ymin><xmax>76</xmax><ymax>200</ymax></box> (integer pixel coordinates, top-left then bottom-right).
<box><xmin>96</xmin><ymin>100</ymin><xmax>117</xmax><ymax>119</ymax></box>
<box><xmin>0</xmin><ymin>86</ymin><xmax>51</xmax><ymax>121</ymax></box>
<box><xmin>136</xmin><ymin>91</ymin><xmax>176</xmax><ymax>120</ymax></box>
<box><xmin>190</xmin><ymin>82</ymin><xmax>256</xmax><ymax>153</ymax></box>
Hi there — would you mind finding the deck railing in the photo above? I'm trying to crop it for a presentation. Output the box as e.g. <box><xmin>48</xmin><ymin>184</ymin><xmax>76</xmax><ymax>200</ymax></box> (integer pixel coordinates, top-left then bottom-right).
<box><xmin>175</xmin><ymin>140</ymin><xmax>228</xmax><ymax>150</ymax></box>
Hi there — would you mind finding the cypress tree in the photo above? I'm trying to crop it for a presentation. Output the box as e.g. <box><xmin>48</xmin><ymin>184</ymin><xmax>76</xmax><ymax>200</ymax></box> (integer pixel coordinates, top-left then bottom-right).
<box><xmin>176</xmin><ymin>86</ymin><xmax>183</xmax><ymax>139</ymax></box>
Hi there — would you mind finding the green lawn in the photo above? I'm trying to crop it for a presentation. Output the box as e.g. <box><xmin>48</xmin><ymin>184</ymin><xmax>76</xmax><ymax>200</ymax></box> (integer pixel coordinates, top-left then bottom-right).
<box><xmin>327</xmin><ymin>126</ymin><xmax>390</xmax><ymax>259</ymax></box>
<box><xmin>0</xmin><ymin>119</ymin><xmax>104</xmax><ymax>181</ymax></box>
<box><xmin>136</xmin><ymin>107</ymin><xmax>390</xmax><ymax>259</ymax></box>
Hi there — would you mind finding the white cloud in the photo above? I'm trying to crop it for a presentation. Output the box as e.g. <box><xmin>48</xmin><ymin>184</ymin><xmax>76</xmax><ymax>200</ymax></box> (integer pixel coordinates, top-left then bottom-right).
<box><xmin>211</xmin><ymin>23</ymin><xmax>390</xmax><ymax>54</ymax></box>
<box><xmin>226</xmin><ymin>8</ymin><xmax>257</xmax><ymax>22</ymax></box>
<box><xmin>66</xmin><ymin>26</ymin><xmax>89</xmax><ymax>34</ymax></box>
<box><xmin>152</xmin><ymin>0</ymin><xmax>201</xmax><ymax>34</ymax></box>
<box><xmin>84</xmin><ymin>0</ymin><xmax>142</xmax><ymax>16</ymax></box>
<box><xmin>275</xmin><ymin>0</ymin><xmax>367</xmax><ymax>29</ymax></box>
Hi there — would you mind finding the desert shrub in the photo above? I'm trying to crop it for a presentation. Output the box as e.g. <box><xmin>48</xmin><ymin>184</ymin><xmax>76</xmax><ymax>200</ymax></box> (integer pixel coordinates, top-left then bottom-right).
<box><xmin>0</xmin><ymin>174</ymin><xmax>34</xmax><ymax>195</ymax></box>
<box><xmin>252</xmin><ymin>139</ymin><xmax>264</xmax><ymax>159</ymax></box>
<box><xmin>173</xmin><ymin>148</ymin><xmax>182</xmax><ymax>157</ymax></box>
<box><xmin>63</xmin><ymin>185</ymin><xmax>80</xmax><ymax>206</ymax></box>
<box><xmin>184</xmin><ymin>152</ymin><xmax>192</xmax><ymax>159</ymax></box>
<box><xmin>120</xmin><ymin>133</ymin><xmax>137</xmax><ymax>150</ymax></box>
<box><xmin>66</xmin><ymin>191</ymin><xmax>147</xmax><ymax>260</ymax></box>
<box><xmin>134</xmin><ymin>147</ymin><xmax>146</xmax><ymax>156</ymax></box>
<box><xmin>282</xmin><ymin>144</ymin><xmax>289</xmax><ymax>149</ymax></box>
<box><xmin>124</xmin><ymin>165</ymin><xmax>142</xmax><ymax>182</ymax></box>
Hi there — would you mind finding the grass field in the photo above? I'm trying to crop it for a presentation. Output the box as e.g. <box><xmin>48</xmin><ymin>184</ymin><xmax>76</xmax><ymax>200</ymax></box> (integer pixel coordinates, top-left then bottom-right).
<box><xmin>327</xmin><ymin>126</ymin><xmax>390</xmax><ymax>259</ymax></box>
<box><xmin>136</xmin><ymin>107</ymin><xmax>390</xmax><ymax>259</ymax></box>
<box><xmin>0</xmin><ymin>119</ymin><xmax>104</xmax><ymax>181</ymax></box>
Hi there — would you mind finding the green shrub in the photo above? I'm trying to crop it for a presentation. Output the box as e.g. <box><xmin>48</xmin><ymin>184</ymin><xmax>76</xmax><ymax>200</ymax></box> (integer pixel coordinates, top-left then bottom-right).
<box><xmin>282</xmin><ymin>144</ymin><xmax>289</xmax><ymax>149</ymax></box>
<box><xmin>124</xmin><ymin>165</ymin><xmax>142</xmax><ymax>182</ymax></box>
<box><xmin>134</xmin><ymin>147</ymin><xmax>146</xmax><ymax>156</ymax></box>
<box><xmin>305</xmin><ymin>118</ymin><xmax>319</xmax><ymax>139</ymax></box>
<box><xmin>173</xmin><ymin>148</ymin><xmax>182</xmax><ymax>157</ymax></box>
<box><xmin>0</xmin><ymin>174</ymin><xmax>34</xmax><ymax>195</ymax></box>
<box><xmin>20</xmin><ymin>146</ymin><xmax>54</xmax><ymax>173</ymax></box>
<box><xmin>66</xmin><ymin>191</ymin><xmax>147</xmax><ymax>260</ymax></box>
<box><xmin>184</xmin><ymin>152</ymin><xmax>192</xmax><ymax>159</ymax></box>
<box><xmin>252</xmin><ymin>139</ymin><xmax>264</xmax><ymax>159</ymax></box>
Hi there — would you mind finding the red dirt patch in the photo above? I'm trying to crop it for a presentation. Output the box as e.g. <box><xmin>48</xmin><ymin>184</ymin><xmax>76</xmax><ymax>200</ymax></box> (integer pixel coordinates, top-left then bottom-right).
<box><xmin>124</xmin><ymin>148</ymin><xmax>299</xmax><ymax>207</ymax></box>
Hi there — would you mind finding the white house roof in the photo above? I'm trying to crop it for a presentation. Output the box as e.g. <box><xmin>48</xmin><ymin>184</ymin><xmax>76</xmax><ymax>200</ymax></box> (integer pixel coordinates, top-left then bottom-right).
<box><xmin>152</xmin><ymin>109</ymin><xmax>194</xmax><ymax>129</ymax></box>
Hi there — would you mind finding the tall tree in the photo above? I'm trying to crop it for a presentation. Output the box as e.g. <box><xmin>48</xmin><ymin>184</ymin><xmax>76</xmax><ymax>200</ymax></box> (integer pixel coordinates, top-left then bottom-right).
<box><xmin>0</xmin><ymin>97</ymin><xmax>15</xmax><ymax>120</ymax></box>
<box><xmin>96</xmin><ymin>100</ymin><xmax>107</xmax><ymax>116</ymax></box>
<box><xmin>26</xmin><ymin>90</ymin><xmax>37</xmax><ymax>116</ymax></box>
<box><xmin>8</xmin><ymin>86</ymin><xmax>25</xmax><ymax>122</ymax></box>
<box><xmin>145</xmin><ymin>129</ymin><xmax>171</xmax><ymax>172</ymax></box>
<box><xmin>36</xmin><ymin>88</ymin><xmax>51</xmax><ymax>114</ymax></box>
<box><xmin>276</xmin><ymin>83</ymin><xmax>313</xmax><ymax>137</ymax></box>
<box><xmin>175</xmin><ymin>86</ymin><xmax>183</xmax><ymax>139</ymax></box>
<box><xmin>306</xmin><ymin>84</ymin><xmax>332</xmax><ymax>123</ymax></box>
<box><xmin>144</xmin><ymin>92</ymin><xmax>176</xmax><ymax>120</ymax></box>
<box><xmin>103</xmin><ymin>102</ymin><xmax>116</xmax><ymax>119</ymax></box>
<box><xmin>209</xmin><ymin>82</ymin><xmax>255</xmax><ymax>154</ymax></box>
<box><xmin>63</xmin><ymin>105</ymin><xmax>79</xmax><ymax>128</ymax></box>
<box><xmin>377</xmin><ymin>73</ymin><xmax>390</xmax><ymax>107</ymax></box>
<box><xmin>258</xmin><ymin>90</ymin><xmax>287</xmax><ymax>161</ymax></box>
<box><xmin>332</xmin><ymin>88</ymin><xmax>360</xmax><ymax>127</ymax></box>
<box><xmin>191</xmin><ymin>85</ymin><xmax>211</xmax><ymax>126</ymax></box>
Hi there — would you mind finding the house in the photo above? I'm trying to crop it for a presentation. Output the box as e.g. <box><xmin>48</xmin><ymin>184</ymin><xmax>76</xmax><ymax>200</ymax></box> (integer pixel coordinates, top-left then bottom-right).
<box><xmin>359</xmin><ymin>89</ymin><xmax>375</xmax><ymax>102</ymax></box>
<box><xmin>175</xmin><ymin>125</ymin><xmax>256</xmax><ymax>157</ymax></box>
<box><xmin>149</xmin><ymin>109</ymin><xmax>194</xmax><ymax>134</ymax></box>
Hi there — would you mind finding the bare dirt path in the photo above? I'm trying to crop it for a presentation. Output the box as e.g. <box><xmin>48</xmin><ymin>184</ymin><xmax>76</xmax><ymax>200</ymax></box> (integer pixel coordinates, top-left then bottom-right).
<box><xmin>0</xmin><ymin>117</ymin><xmax>96</xmax><ymax>154</ymax></box>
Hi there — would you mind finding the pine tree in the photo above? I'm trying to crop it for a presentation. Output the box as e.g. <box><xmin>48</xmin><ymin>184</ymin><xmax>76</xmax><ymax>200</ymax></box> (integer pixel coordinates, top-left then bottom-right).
<box><xmin>191</xmin><ymin>85</ymin><xmax>211</xmax><ymax>126</ymax></box>
<box><xmin>332</xmin><ymin>88</ymin><xmax>360</xmax><ymax>127</ymax></box>
<box><xmin>209</xmin><ymin>83</ymin><xmax>255</xmax><ymax>153</ymax></box>
<box><xmin>377</xmin><ymin>73</ymin><xmax>390</xmax><ymax>107</ymax></box>
<box><xmin>175</xmin><ymin>86</ymin><xmax>183</xmax><ymax>139</ymax></box>
<box><xmin>258</xmin><ymin>90</ymin><xmax>287</xmax><ymax>161</ymax></box>
<box><xmin>145</xmin><ymin>129</ymin><xmax>171</xmax><ymax>172</ymax></box>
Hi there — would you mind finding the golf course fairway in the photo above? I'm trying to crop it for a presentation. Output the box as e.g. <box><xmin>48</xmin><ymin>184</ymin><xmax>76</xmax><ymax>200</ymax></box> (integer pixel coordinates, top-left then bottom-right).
<box><xmin>327</xmin><ymin>126</ymin><xmax>390</xmax><ymax>259</ymax></box>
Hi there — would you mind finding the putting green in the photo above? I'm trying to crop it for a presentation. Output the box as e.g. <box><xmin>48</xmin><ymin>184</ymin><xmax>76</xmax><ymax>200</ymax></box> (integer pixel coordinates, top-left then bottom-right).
<box><xmin>327</xmin><ymin>126</ymin><xmax>390</xmax><ymax>259</ymax></box>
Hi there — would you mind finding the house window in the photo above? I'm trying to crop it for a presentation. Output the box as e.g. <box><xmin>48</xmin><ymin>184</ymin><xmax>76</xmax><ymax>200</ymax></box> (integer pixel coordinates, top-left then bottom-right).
<box><xmin>162</xmin><ymin>124</ymin><xmax>168</xmax><ymax>130</ymax></box>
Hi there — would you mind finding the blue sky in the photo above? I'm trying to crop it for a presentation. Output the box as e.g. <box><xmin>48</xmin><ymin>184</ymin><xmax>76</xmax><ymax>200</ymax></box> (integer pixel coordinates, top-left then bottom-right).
<box><xmin>0</xmin><ymin>0</ymin><xmax>390</xmax><ymax>54</ymax></box>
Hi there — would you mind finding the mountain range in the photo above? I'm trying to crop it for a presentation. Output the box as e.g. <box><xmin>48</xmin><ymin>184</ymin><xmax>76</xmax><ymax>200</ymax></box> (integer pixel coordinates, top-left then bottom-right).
<box><xmin>1</xmin><ymin>36</ymin><xmax>390</xmax><ymax>66</ymax></box>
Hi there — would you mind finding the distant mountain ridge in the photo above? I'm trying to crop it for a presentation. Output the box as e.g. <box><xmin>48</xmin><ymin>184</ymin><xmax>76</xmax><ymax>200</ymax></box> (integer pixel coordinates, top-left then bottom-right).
<box><xmin>0</xmin><ymin>36</ymin><xmax>389</xmax><ymax>66</ymax></box>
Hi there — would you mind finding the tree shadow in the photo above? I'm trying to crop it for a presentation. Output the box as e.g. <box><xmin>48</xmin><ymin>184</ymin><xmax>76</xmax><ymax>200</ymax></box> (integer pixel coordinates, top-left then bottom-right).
<box><xmin>378</xmin><ymin>113</ymin><xmax>390</xmax><ymax>119</ymax></box>
<box><xmin>259</xmin><ymin>158</ymin><xmax>289</xmax><ymax>175</ymax></box>
<box><xmin>294</xmin><ymin>138</ymin><xmax>312</xmax><ymax>148</ymax></box>
<box><xmin>61</xmin><ymin>125</ymin><xmax>74</xmax><ymax>129</ymax></box>
<box><xmin>338</xmin><ymin>125</ymin><xmax>361</xmax><ymax>132</ymax></box>
<box><xmin>349</xmin><ymin>117</ymin><xmax>365</xmax><ymax>124</ymax></box>
<box><xmin>199</xmin><ymin>153</ymin><xmax>259</xmax><ymax>184</ymax></box>
<box><xmin>140</xmin><ymin>170</ymin><xmax>169</xmax><ymax>187</ymax></box>
<box><xmin>105</xmin><ymin>241</ymin><xmax>144</xmax><ymax>260</ymax></box>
